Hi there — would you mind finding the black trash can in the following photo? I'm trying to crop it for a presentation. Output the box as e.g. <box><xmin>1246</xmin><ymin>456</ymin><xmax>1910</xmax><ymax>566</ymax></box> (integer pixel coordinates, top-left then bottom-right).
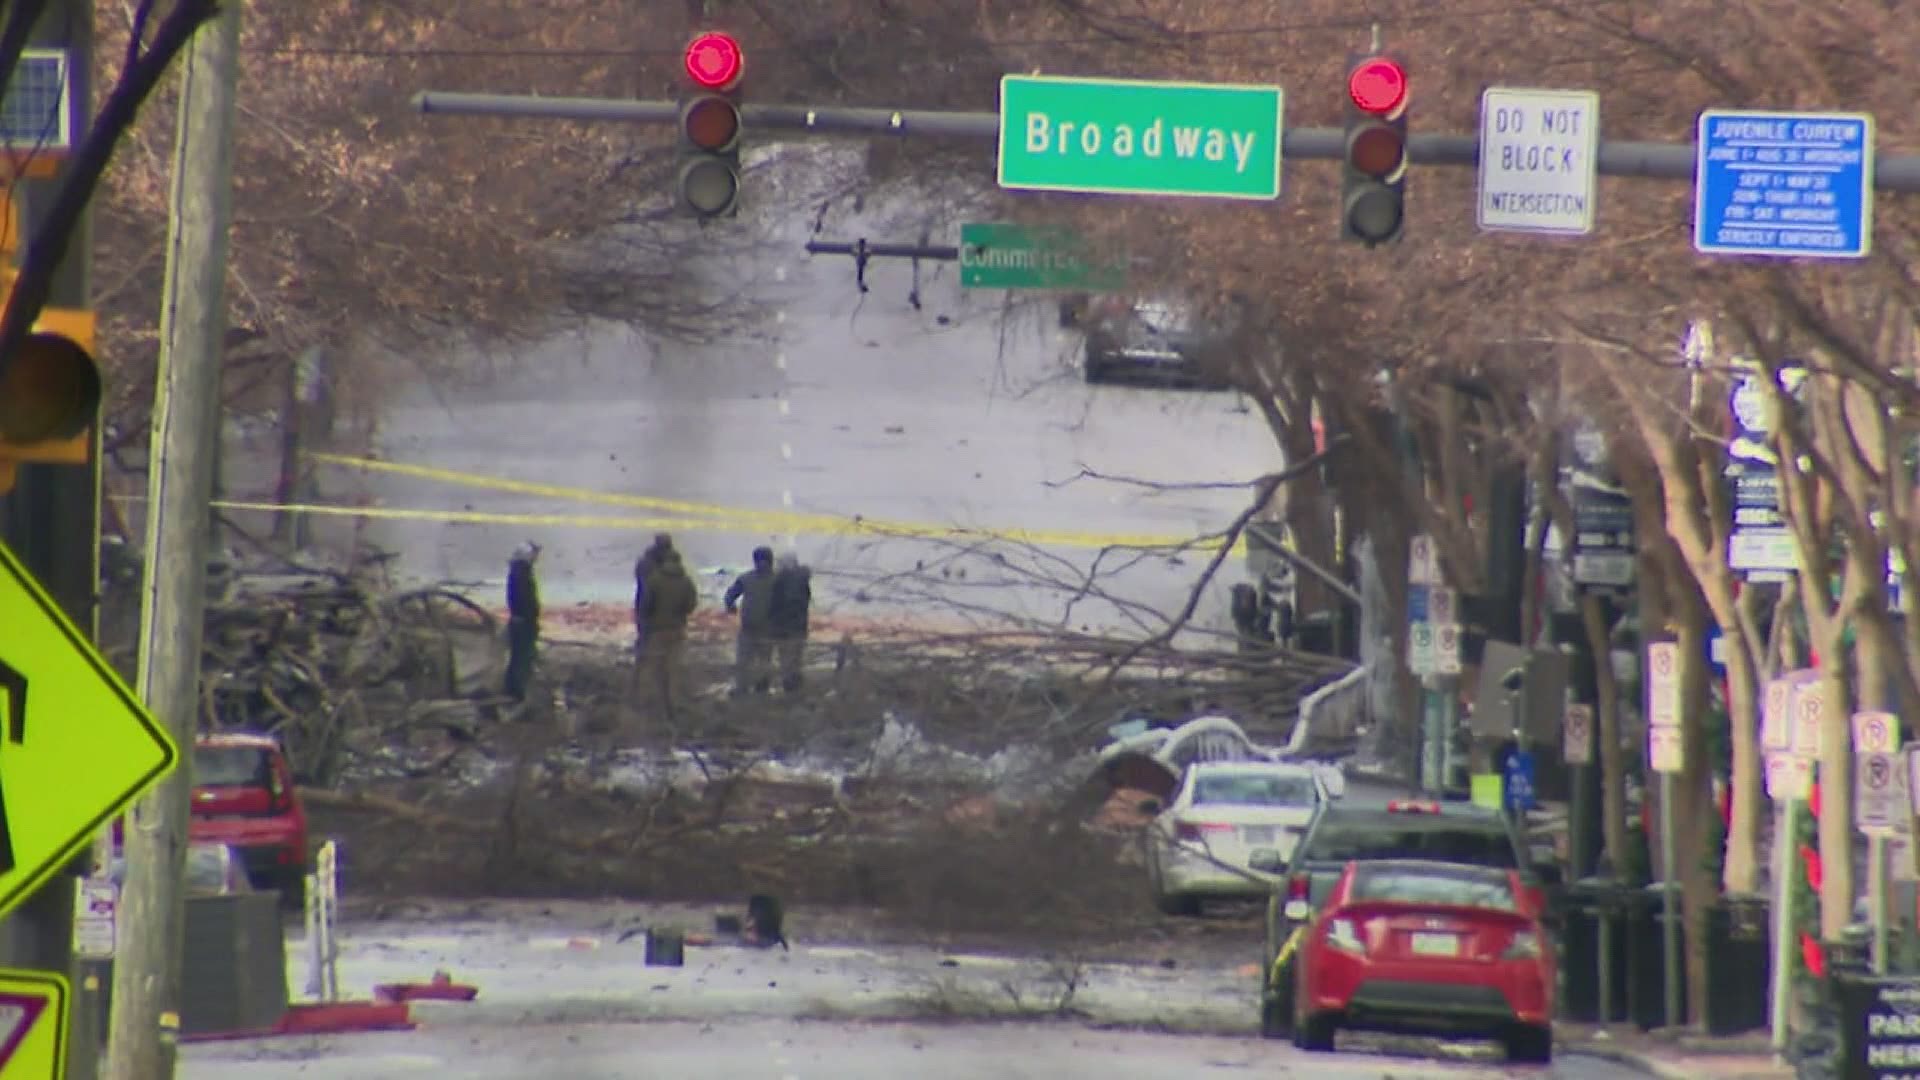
<box><xmin>1560</xmin><ymin>878</ymin><xmax>1629</xmax><ymax>1023</ymax></box>
<box><xmin>1624</xmin><ymin>883</ymin><xmax>1688</xmax><ymax>1031</ymax></box>
<box><xmin>1703</xmin><ymin>895</ymin><xmax>1772</xmax><ymax>1036</ymax></box>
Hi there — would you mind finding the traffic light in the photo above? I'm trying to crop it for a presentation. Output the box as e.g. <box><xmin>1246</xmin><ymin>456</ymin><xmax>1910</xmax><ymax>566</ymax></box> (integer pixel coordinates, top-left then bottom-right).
<box><xmin>0</xmin><ymin>295</ymin><xmax>99</xmax><ymax>496</ymax></box>
<box><xmin>1341</xmin><ymin>52</ymin><xmax>1409</xmax><ymax>246</ymax></box>
<box><xmin>678</xmin><ymin>31</ymin><xmax>744</xmax><ymax>219</ymax></box>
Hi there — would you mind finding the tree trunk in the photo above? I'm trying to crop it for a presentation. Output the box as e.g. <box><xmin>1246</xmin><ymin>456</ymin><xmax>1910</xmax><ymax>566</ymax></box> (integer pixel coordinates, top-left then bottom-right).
<box><xmin>1673</xmin><ymin>584</ymin><xmax>1718</xmax><ymax>1028</ymax></box>
<box><xmin>1721</xmin><ymin>581</ymin><xmax>1765</xmax><ymax>895</ymax></box>
<box><xmin>1583</xmin><ymin>592</ymin><xmax>1629</xmax><ymax>871</ymax></box>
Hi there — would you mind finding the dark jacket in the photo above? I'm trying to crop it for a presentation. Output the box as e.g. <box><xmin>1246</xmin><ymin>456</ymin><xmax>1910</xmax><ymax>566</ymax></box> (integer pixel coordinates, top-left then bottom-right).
<box><xmin>768</xmin><ymin>566</ymin><xmax>812</xmax><ymax>639</ymax></box>
<box><xmin>725</xmin><ymin>567</ymin><xmax>777</xmax><ymax>636</ymax></box>
<box><xmin>641</xmin><ymin>552</ymin><xmax>698</xmax><ymax>633</ymax></box>
<box><xmin>634</xmin><ymin>552</ymin><xmax>659</xmax><ymax>613</ymax></box>
<box><xmin>507</xmin><ymin>558</ymin><xmax>540</xmax><ymax>623</ymax></box>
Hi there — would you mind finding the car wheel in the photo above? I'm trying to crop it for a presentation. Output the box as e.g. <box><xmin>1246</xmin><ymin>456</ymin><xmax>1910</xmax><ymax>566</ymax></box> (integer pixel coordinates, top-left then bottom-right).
<box><xmin>1292</xmin><ymin>1010</ymin><xmax>1337</xmax><ymax>1052</ymax></box>
<box><xmin>1504</xmin><ymin>1023</ymin><xmax>1553</xmax><ymax>1063</ymax></box>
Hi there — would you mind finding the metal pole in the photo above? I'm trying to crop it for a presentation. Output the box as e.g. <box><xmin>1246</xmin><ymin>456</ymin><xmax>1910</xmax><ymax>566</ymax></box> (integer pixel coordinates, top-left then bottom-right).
<box><xmin>1420</xmin><ymin>681</ymin><xmax>1442</xmax><ymax>793</ymax></box>
<box><xmin>1771</xmin><ymin>799</ymin><xmax>1799</xmax><ymax>1051</ymax></box>
<box><xmin>1660</xmin><ymin>771</ymin><xmax>1683</xmax><ymax>1029</ymax></box>
<box><xmin>1871</xmin><ymin>832</ymin><xmax>1890</xmax><ymax>974</ymax></box>
<box><xmin>104</xmin><ymin>4</ymin><xmax>240</xmax><ymax>1077</ymax></box>
<box><xmin>411</xmin><ymin>92</ymin><xmax>1920</xmax><ymax>191</ymax></box>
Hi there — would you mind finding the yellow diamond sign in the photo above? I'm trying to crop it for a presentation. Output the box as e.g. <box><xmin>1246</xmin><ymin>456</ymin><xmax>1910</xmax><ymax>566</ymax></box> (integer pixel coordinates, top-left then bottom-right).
<box><xmin>0</xmin><ymin>968</ymin><xmax>68</xmax><ymax>1078</ymax></box>
<box><xmin>0</xmin><ymin>542</ymin><xmax>177</xmax><ymax>918</ymax></box>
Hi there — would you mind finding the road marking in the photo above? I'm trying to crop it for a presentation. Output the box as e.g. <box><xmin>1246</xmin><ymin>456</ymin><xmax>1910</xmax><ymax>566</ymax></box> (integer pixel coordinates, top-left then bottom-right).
<box><xmin>780</xmin><ymin>442</ymin><xmax>793</xmax><ymax>460</ymax></box>
<box><xmin>781</xmin><ymin>490</ymin><xmax>795</xmax><ymax>508</ymax></box>
<box><xmin>778</xmin><ymin>397</ymin><xmax>791</xmax><ymax>416</ymax></box>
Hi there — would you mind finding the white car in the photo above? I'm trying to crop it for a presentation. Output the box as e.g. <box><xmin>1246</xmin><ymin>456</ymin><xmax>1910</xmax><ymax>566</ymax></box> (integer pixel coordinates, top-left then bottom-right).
<box><xmin>1145</xmin><ymin>761</ymin><xmax>1328</xmax><ymax>915</ymax></box>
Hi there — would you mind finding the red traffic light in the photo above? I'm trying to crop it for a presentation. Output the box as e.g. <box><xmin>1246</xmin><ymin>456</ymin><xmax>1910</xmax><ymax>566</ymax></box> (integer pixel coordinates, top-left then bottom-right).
<box><xmin>1347</xmin><ymin>56</ymin><xmax>1407</xmax><ymax>116</ymax></box>
<box><xmin>681</xmin><ymin>95</ymin><xmax>741</xmax><ymax>152</ymax></box>
<box><xmin>1348</xmin><ymin>124</ymin><xmax>1406</xmax><ymax>180</ymax></box>
<box><xmin>684</xmin><ymin>31</ymin><xmax>744</xmax><ymax>91</ymax></box>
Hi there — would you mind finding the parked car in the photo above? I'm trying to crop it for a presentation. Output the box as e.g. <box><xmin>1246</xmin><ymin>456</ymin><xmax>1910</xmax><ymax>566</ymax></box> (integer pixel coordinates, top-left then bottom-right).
<box><xmin>189</xmin><ymin>732</ymin><xmax>309</xmax><ymax>906</ymax></box>
<box><xmin>1073</xmin><ymin>295</ymin><xmax>1234</xmax><ymax>389</ymax></box>
<box><xmin>1288</xmin><ymin>859</ymin><xmax>1555</xmax><ymax>1062</ymax></box>
<box><xmin>1144</xmin><ymin>760</ymin><xmax>1330</xmax><ymax>915</ymax></box>
<box><xmin>1259</xmin><ymin>799</ymin><xmax>1559</xmax><ymax>1038</ymax></box>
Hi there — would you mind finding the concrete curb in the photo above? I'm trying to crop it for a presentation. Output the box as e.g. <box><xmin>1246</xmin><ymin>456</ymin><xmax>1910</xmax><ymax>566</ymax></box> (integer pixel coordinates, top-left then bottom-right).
<box><xmin>1565</xmin><ymin>1041</ymin><xmax>1687</xmax><ymax>1079</ymax></box>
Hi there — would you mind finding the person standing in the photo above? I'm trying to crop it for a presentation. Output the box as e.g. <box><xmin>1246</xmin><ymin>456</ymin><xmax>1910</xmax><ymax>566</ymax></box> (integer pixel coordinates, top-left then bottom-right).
<box><xmin>639</xmin><ymin>547</ymin><xmax>699</xmax><ymax>719</ymax></box>
<box><xmin>633</xmin><ymin>532</ymin><xmax>676</xmax><ymax>658</ymax></box>
<box><xmin>504</xmin><ymin>542</ymin><xmax>542</xmax><ymax>701</ymax></box>
<box><xmin>768</xmin><ymin>552</ymin><xmax>812</xmax><ymax>692</ymax></box>
<box><xmin>724</xmin><ymin>546</ymin><xmax>777</xmax><ymax>695</ymax></box>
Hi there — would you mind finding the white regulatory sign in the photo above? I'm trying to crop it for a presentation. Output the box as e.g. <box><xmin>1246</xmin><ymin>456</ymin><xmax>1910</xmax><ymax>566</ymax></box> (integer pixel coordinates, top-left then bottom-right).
<box><xmin>1648</xmin><ymin>727</ymin><xmax>1684</xmax><ymax>775</ymax></box>
<box><xmin>1433</xmin><ymin>622</ymin><xmax>1462</xmax><ymax>675</ymax></box>
<box><xmin>1563</xmin><ymin>704</ymin><xmax>1594</xmax><ymax>765</ymax></box>
<box><xmin>1476</xmin><ymin>87</ymin><xmax>1601</xmax><ymax>236</ymax></box>
<box><xmin>1408</xmin><ymin>621</ymin><xmax>1436</xmax><ymax>675</ymax></box>
<box><xmin>1857</xmin><ymin>750</ymin><xmax>1900</xmax><ymax>833</ymax></box>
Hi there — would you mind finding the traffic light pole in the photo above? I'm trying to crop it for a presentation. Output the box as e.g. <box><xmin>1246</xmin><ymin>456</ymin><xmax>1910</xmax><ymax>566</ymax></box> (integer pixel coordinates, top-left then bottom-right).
<box><xmin>412</xmin><ymin>91</ymin><xmax>1920</xmax><ymax>190</ymax></box>
<box><xmin>0</xmin><ymin>3</ymin><xmax>101</xmax><ymax>1079</ymax></box>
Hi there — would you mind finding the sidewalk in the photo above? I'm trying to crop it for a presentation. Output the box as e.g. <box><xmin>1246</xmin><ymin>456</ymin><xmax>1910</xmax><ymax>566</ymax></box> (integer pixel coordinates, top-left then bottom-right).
<box><xmin>1560</xmin><ymin>1024</ymin><xmax>1793</xmax><ymax>1080</ymax></box>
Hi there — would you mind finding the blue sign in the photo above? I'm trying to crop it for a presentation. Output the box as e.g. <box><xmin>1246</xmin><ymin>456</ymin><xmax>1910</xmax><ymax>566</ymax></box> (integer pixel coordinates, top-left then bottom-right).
<box><xmin>1407</xmin><ymin>584</ymin><xmax>1429</xmax><ymax>623</ymax></box>
<box><xmin>1503</xmin><ymin>750</ymin><xmax>1537</xmax><ymax>813</ymax></box>
<box><xmin>1694</xmin><ymin>110</ymin><xmax>1874</xmax><ymax>259</ymax></box>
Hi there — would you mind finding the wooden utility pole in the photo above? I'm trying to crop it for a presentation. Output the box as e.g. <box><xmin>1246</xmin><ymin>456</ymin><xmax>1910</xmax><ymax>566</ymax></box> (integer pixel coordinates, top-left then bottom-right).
<box><xmin>103</xmin><ymin>2</ymin><xmax>240</xmax><ymax>1076</ymax></box>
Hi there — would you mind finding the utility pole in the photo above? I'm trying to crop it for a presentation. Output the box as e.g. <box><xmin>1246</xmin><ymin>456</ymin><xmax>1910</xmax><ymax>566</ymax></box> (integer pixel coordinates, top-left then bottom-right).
<box><xmin>103</xmin><ymin>2</ymin><xmax>240</xmax><ymax>1076</ymax></box>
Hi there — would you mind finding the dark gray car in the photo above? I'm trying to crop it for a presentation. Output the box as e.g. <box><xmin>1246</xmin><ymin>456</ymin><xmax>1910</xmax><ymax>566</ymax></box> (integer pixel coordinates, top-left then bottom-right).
<box><xmin>1074</xmin><ymin>296</ymin><xmax>1234</xmax><ymax>390</ymax></box>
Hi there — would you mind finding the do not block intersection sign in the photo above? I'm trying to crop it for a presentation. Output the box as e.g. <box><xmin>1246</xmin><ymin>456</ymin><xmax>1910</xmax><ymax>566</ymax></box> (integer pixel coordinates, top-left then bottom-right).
<box><xmin>0</xmin><ymin>543</ymin><xmax>178</xmax><ymax>920</ymax></box>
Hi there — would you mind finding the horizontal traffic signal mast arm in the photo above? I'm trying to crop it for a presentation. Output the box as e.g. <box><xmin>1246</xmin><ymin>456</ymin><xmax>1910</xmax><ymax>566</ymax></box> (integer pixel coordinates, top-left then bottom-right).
<box><xmin>411</xmin><ymin>90</ymin><xmax>1920</xmax><ymax>191</ymax></box>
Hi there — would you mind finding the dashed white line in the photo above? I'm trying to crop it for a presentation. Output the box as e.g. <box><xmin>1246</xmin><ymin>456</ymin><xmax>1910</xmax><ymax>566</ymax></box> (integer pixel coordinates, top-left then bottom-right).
<box><xmin>782</xmin><ymin>490</ymin><xmax>795</xmax><ymax>508</ymax></box>
<box><xmin>780</xmin><ymin>442</ymin><xmax>793</xmax><ymax>460</ymax></box>
<box><xmin>775</xmin><ymin>351</ymin><xmax>787</xmax><ymax>371</ymax></box>
<box><xmin>778</xmin><ymin>397</ymin><xmax>791</xmax><ymax>416</ymax></box>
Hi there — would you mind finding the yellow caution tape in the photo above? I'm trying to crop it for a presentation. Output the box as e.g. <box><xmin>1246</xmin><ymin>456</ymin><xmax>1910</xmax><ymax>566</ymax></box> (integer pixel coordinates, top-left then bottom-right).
<box><xmin>304</xmin><ymin>451</ymin><xmax>1248</xmax><ymax>553</ymax></box>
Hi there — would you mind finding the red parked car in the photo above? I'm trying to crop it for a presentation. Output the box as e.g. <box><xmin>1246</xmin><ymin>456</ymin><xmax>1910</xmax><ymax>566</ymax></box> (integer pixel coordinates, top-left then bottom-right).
<box><xmin>188</xmin><ymin>733</ymin><xmax>309</xmax><ymax>905</ymax></box>
<box><xmin>1291</xmin><ymin>858</ymin><xmax>1555</xmax><ymax>1063</ymax></box>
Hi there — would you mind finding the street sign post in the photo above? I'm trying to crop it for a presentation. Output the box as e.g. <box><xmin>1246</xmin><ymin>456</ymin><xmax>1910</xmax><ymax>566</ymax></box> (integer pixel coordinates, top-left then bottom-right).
<box><xmin>0</xmin><ymin>543</ymin><xmax>179</xmax><ymax>919</ymax></box>
<box><xmin>1563</xmin><ymin>703</ymin><xmax>1594</xmax><ymax>766</ymax></box>
<box><xmin>1858</xmin><ymin>751</ymin><xmax>1901</xmax><ymax>833</ymax></box>
<box><xmin>1646</xmin><ymin>642</ymin><xmax>1680</xmax><ymax>728</ymax></box>
<box><xmin>1408</xmin><ymin>534</ymin><xmax>1439</xmax><ymax>585</ymax></box>
<box><xmin>1855</xmin><ymin>711</ymin><xmax>1900</xmax><ymax>755</ymax></box>
<box><xmin>1433</xmin><ymin>623</ymin><xmax>1462</xmax><ymax>675</ymax></box>
<box><xmin>1694</xmin><ymin>109</ymin><xmax>1874</xmax><ymax>259</ymax></box>
<box><xmin>1791</xmin><ymin>681</ymin><xmax>1825</xmax><ymax>759</ymax></box>
<box><xmin>997</xmin><ymin>75</ymin><xmax>1283</xmax><ymax>199</ymax></box>
<box><xmin>1648</xmin><ymin>727</ymin><xmax>1684</xmax><ymax>773</ymax></box>
<box><xmin>1476</xmin><ymin>87</ymin><xmax>1600</xmax><ymax>236</ymax></box>
<box><xmin>0</xmin><ymin>969</ymin><xmax>67</xmax><ymax>1078</ymax></box>
<box><xmin>1761</xmin><ymin>677</ymin><xmax>1794</xmax><ymax>753</ymax></box>
<box><xmin>1408</xmin><ymin>622</ymin><xmax>1436</xmax><ymax>675</ymax></box>
<box><xmin>957</xmin><ymin>223</ymin><xmax>1125</xmax><ymax>290</ymax></box>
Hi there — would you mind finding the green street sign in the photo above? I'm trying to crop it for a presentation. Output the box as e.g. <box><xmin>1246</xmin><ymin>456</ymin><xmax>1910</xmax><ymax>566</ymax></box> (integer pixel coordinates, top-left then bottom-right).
<box><xmin>997</xmin><ymin>75</ymin><xmax>1284</xmax><ymax>200</ymax></box>
<box><xmin>958</xmin><ymin>223</ymin><xmax>1125</xmax><ymax>290</ymax></box>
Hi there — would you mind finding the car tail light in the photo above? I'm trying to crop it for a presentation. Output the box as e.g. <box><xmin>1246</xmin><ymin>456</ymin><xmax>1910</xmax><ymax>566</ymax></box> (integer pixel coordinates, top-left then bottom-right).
<box><xmin>1503</xmin><ymin>930</ymin><xmax>1542</xmax><ymax>959</ymax></box>
<box><xmin>1386</xmin><ymin>800</ymin><xmax>1440</xmax><ymax>814</ymax></box>
<box><xmin>1286</xmin><ymin>875</ymin><xmax>1310</xmax><ymax>902</ymax></box>
<box><xmin>1174</xmin><ymin>820</ymin><xmax>1233</xmax><ymax>842</ymax></box>
<box><xmin>1326</xmin><ymin>918</ymin><xmax>1364</xmax><ymax>954</ymax></box>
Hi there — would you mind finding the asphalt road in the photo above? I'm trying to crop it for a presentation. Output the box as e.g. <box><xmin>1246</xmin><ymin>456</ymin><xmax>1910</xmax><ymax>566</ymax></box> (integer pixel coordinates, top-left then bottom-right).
<box><xmin>317</xmin><ymin>199</ymin><xmax>1282</xmax><ymax>638</ymax></box>
<box><xmin>181</xmin><ymin>1018</ymin><xmax>1652</xmax><ymax>1080</ymax></box>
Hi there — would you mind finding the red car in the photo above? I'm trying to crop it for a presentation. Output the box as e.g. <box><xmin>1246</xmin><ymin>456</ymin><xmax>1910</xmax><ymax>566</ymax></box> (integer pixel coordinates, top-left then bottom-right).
<box><xmin>188</xmin><ymin>733</ymin><xmax>309</xmax><ymax>905</ymax></box>
<box><xmin>1292</xmin><ymin>858</ymin><xmax>1555</xmax><ymax>1063</ymax></box>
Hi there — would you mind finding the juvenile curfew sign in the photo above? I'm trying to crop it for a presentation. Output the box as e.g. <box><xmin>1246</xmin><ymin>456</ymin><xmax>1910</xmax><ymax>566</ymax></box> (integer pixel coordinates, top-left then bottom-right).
<box><xmin>997</xmin><ymin>75</ymin><xmax>1283</xmax><ymax>200</ymax></box>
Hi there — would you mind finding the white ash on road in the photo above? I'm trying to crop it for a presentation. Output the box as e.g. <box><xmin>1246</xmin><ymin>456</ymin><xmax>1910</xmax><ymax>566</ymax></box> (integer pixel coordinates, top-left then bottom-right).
<box><xmin>184</xmin><ymin>901</ymin><xmax>1652</xmax><ymax>1079</ymax></box>
<box><xmin>181</xmin><ymin>1017</ymin><xmax>1654</xmax><ymax>1080</ymax></box>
